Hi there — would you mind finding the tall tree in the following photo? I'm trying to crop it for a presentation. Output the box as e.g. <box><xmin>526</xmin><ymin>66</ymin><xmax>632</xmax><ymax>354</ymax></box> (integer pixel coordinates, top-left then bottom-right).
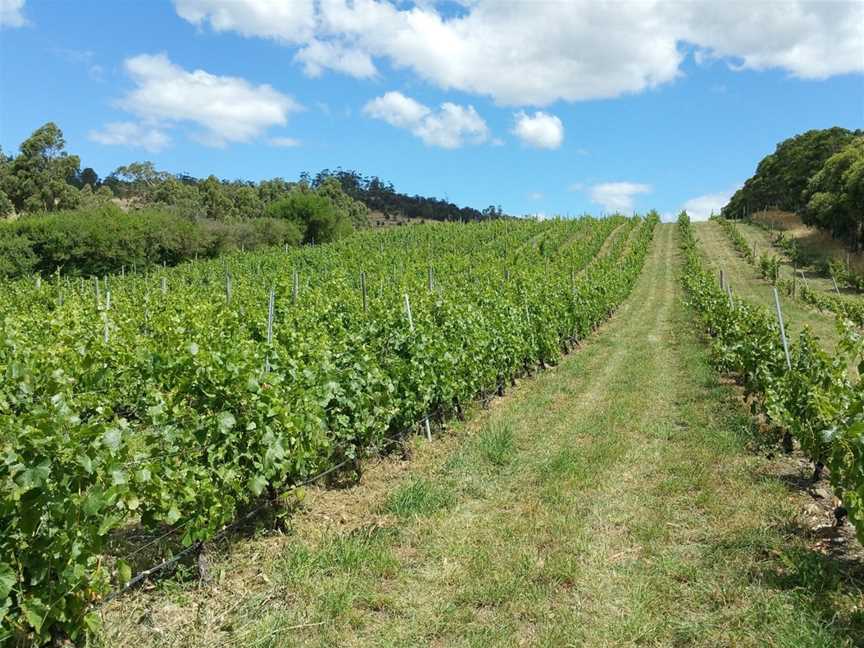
<box><xmin>2</xmin><ymin>122</ymin><xmax>81</xmax><ymax>212</ymax></box>
<box><xmin>803</xmin><ymin>137</ymin><xmax>864</xmax><ymax>248</ymax></box>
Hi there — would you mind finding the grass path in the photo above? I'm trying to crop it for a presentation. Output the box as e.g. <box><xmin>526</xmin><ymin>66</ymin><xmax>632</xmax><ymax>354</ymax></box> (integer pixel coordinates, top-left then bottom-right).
<box><xmin>693</xmin><ymin>220</ymin><xmax>840</xmax><ymax>349</ymax></box>
<box><xmin>103</xmin><ymin>224</ymin><xmax>863</xmax><ymax>647</ymax></box>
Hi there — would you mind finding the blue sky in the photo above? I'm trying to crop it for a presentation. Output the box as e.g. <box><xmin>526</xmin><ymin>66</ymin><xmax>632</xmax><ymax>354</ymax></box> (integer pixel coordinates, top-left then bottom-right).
<box><xmin>1</xmin><ymin>0</ymin><xmax>862</xmax><ymax>219</ymax></box>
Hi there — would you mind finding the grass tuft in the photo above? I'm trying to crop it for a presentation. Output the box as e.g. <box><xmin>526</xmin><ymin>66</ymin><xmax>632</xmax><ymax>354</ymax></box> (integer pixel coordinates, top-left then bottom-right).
<box><xmin>477</xmin><ymin>421</ymin><xmax>516</xmax><ymax>467</ymax></box>
<box><xmin>384</xmin><ymin>478</ymin><xmax>455</xmax><ymax>518</ymax></box>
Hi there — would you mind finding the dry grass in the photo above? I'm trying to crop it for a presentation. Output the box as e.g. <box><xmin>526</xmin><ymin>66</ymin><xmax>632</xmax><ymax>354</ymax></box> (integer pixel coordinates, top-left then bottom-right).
<box><xmin>366</xmin><ymin>210</ymin><xmax>440</xmax><ymax>228</ymax></box>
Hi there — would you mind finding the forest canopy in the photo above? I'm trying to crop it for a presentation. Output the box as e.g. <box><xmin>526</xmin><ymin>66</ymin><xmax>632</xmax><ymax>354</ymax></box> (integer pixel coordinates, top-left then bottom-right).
<box><xmin>722</xmin><ymin>127</ymin><xmax>864</xmax><ymax>247</ymax></box>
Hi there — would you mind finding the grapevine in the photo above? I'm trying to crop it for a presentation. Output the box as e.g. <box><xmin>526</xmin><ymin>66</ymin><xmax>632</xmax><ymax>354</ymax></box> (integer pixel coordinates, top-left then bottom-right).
<box><xmin>679</xmin><ymin>213</ymin><xmax>864</xmax><ymax>551</ymax></box>
<box><xmin>0</xmin><ymin>215</ymin><xmax>657</xmax><ymax>644</ymax></box>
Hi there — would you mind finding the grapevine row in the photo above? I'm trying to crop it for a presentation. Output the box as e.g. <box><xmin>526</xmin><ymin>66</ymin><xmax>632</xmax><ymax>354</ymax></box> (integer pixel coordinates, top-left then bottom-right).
<box><xmin>678</xmin><ymin>213</ymin><xmax>864</xmax><ymax>550</ymax></box>
<box><xmin>1</xmin><ymin>215</ymin><xmax>657</xmax><ymax>644</ymax></box>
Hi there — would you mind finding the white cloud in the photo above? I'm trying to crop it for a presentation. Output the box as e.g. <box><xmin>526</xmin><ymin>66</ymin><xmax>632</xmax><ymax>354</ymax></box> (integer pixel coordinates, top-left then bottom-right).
<box><xmin>589</xmin><ymin>182</ymin><xmax>652</xmax><ymax>213</ymax></box>
<box><xmin>512</xmin><ymin>111</ymin><xmax>564</xmax><ymax>149</ymax></box>
<box><xmin>680</xmin><ymin>188</ymin><xmax>737</xmax><ymax>221</ymax></box>
<box><xmin>88</xmin><ymin>122</ymin><xmax>171</xmax><ymax>153</ymax></box>
<box><xmin>363</xmin><ymin>91</ymin><xmax>489</xmax><ymax>148</ymax></box>
<box><xmin>175</xmin><ymin>0</ymin><xmax>315</xmax><ymax>43</ymax></box>
<box><xmin>173</xmin><ymin>1</ymin><xmax>864</xmax><ymax>106</ymax></box>
<box><xmin>269</xmin><ymin>136</ymin><xmax>301</xmax><ymax>147</ymax></box>
<box><xmin>0</xmin><ymin>0</ymin><xmax>27</xmax><ymax>28</ymax></box>
<box><xmin>295</xmin><ymin>39</ymin><xmax>377</xmax><ymax>78</ymax></box>
<box><xmin>363</xmin><ymin>91</ymin><xmax>429</xmax><ymax>128</ymax></box>
<box><xmin>678</xmin><ymin>2</ymin><xmax>864</xmax><ymax>80</ymax></box>
<box><xmin>528</xmin><ymin>192</ymin><xmax>544</xmax><ymax>200</ymax></box>
<box><xmin>116</xmin><ymin>53</ymin><xmax>301</xmax><ymax>147</ymax></box>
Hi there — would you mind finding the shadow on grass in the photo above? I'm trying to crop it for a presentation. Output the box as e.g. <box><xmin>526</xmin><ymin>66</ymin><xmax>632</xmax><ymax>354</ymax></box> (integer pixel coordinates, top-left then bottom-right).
<box><xmin>772</xmin><ymin>466</ymin><xmax>817</xmax><ymax>493</ymax></box>
<box><xmin>760</xmin><ymin>542</ymin><xmax>864</xmax><ymax>645</ymax></box>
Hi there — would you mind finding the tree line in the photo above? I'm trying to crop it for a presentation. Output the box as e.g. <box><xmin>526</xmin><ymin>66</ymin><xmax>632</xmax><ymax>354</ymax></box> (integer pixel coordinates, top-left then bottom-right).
<box><xmin>722</xmin><ymin>127</ymin><xmax>864</xmax><ymax>248</ymax></box>
<box><xmin>0</xmin><ymin>123</ymin><xmax>504</xmax><ymax>278</ymax></box>
<box><xmin>0</xmin><ymin>123</ymin><xmax>500</xmax><ymax>224</ymax></box>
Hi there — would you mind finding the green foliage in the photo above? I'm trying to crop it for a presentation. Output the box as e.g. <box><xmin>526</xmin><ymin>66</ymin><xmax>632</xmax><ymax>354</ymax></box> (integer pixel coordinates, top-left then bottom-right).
<box><xmin>265</xmin><ymin>190</ymin><xmax>352</xmax><ymax>244</ymax></box>
<box><xmin>719</xmin><ymin>217</ymin><xmax>755</xmax><ymax>263</ymax></box>
<box><xmin>0</xmin><ymin>214</ymin><xmax>657</xmax><ymax>643</ymax></box>
<box><xmin>802</xmin><ymin>137</ymin><xmax>864</xmax><ymax>247</ymax></box>
<box><xmin>1</xmin><ymin>125</ymin><xmax>490</xmax><ymax>226</ymax></box>
<box><xmin>105</xmin><ymin>161</ymin><xmax>170</xmax><ymax>199</ymax></box>
<box><xmin>0</xmin><ymin>233</ymin><xmax>37</xmax><ymax>276</ymax></box>
<box><xmin>678</xmin><ymin>214</ymin><xmax>864</xmax><ymax>552</ymax></box>
<box><xmin>385</xmin><ymin>479</ymin><xmax>456</xmax><ymax>517</ymax></box>
<box><xmin>0</xmin><ymin>190</ymin><xmax>13</xmax><ymax>218</ymax></box>
<box><xmin>315</xmin><ymin>176</ymin><xmax>369</xmax><ymax>229</ymax></box>
<box><xmin>758</xmin><ymin>254</ymin><xmax>781</xmax><ymax>284</ymax></box>
<box><xmin>312</xmin><ymin>168</ymin><xmax>499</xmax><ymax>222</ymax></box>
<box><xmin>149</xmin><ymin>178</ymin><xmax>202</xmax><ymax>218</ymax></box>
<box><xmin>723</xmin><ymin>127</ymin><xmax>862</xmax><ymax>219</ymax></box>
<box><xmin>0</xmin><ymin>206</ymin><xmax>302</xmax><ymax>278</ymax></box>
<box><xmin>477</xmin><ymin>421</ymin><xmax>515</xmax><ymax>467</ymax></box>
<box><xmin>1</xmin><ymin>123</ymin><xmax>81</xmax><ymax>213</ymax></box>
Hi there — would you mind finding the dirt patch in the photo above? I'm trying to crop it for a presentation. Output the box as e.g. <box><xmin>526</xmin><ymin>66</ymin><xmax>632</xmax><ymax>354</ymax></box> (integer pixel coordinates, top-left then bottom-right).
<box><xmin>761</xmin><ymin>452</ymin><xmax>864</xmax><ymax>563</ymax></box>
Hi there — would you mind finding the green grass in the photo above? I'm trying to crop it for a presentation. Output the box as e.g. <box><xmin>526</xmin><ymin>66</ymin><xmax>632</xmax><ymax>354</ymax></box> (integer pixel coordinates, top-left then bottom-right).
<box><xmin>694</xmin><ymin>220</ymin><xmax>842</xmax><ymax>351</ymax></box>
<box><xmin>476</xmin><ymin>421</ymin><xmax>516</xmax><ymax>467</ymax></box>
<box><xmin>99</xmin><ymin>224</ymin><xmax>864</xmax><ymax>648</ymax></box>
<box><xmin>384</xmin><ymin>478</ymin><xmax>456</xmax><ymax>518</ymax></box>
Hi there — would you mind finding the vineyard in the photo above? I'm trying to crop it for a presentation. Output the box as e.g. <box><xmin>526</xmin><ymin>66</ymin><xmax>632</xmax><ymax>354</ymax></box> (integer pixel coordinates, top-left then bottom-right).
<box><xmin>718</xmin><ymin>217</ymin><xmax>864</xmax><ymax>327</ymax></box>
<box><xmin>680</xmin><ymin>213</ymin><xmax>864</xmax><ymax>544</ymax></box>
<box><xmin>1</xmin><ymin>215</ymin><xmax>658</xmax><ymax>644</ymax></box>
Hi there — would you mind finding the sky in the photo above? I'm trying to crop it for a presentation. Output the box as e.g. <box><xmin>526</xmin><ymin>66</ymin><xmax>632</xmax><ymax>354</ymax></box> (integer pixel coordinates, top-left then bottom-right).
<box><xmin>1</xmin><ymin>0</ymin><xmax>862</xmax><ymax>220</ymax></box>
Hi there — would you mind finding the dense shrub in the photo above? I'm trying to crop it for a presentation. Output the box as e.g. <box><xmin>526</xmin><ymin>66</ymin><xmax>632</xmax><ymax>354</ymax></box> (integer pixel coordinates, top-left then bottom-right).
<box><xmin>0</xmin><ymin>205</ymin><xmax>302</xmax><ymax>278</ymax></box>
<box><xmin>265</xmin><ymin>191</ymin><xmax>352</xmax><ymax>244</ymax></box>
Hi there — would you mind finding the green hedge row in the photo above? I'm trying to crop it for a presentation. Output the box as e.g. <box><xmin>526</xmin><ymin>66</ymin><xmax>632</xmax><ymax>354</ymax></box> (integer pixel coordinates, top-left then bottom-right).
<box><xmin>0</xmin><ymin>206</ymin><xmax>302</xmax><ymax>278</ymax></box>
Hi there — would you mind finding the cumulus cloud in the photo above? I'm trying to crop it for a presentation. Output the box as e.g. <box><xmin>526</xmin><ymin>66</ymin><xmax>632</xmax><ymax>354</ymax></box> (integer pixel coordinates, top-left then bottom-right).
<box><xmin>175</xmin><ymin>0</ymin><xmax>315</xmax><ymax>43</ymax></box>
<box><xmin>295</xmin><ymin>39</ymin><xmax>377</xmax><ymax>78</ymax></box>
<box><xmin>173</xmin><ymin>0</ymin><xmax>864</xmax><ymax>106</ymax></box>
<box><xmin>678</xmin><ymin>2</ymin><xmax>864</xmax><ymax>80</ymax></box>
<box><xmin>0</xmin><ymin>0</ymin><xmax>27</xmax><ymax>28</ymax></box>
<box><xmin>681</xmin><ymin>188</ymin><xmax>737</xmax><ymax>221</ymax></box>
<box><xmin>113</xmin><ymin>53</ymin><xmax>301</xmax><ymax>147</ymax></box>
<box><xmin>512</xmin><ymin>111</ymin><xmax>564</xmax><ymax>149</ymax></box>
<box><xmin>88</xmin><ymin>121</ymin><xmax>171</xmax><ymax>153</ymax></box>
<box><xmin>364</xmin><ymin>91</ymin><xmax>489</xmax><ymax>148</ymax></box>
<box><xmin>589</xmin><ymin>182</ymin><xmax>652</xmax><ymax>213</ymax></box>
<box><xmin>363</xmin><ymin>91</ymin><xmax>429</xmax><ymax>128</ymax></box>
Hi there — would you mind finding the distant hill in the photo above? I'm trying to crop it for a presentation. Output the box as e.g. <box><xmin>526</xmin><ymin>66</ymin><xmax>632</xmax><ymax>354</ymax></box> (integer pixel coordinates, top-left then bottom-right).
<box><xmin>310</xmin><ymin>168</ymin><xmax>504</xmax><ymax>223</ymax></box>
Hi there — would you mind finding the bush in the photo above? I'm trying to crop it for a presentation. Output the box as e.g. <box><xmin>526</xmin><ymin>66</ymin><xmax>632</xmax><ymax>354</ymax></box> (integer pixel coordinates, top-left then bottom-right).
<box><xmin>265</xmin><ymin>191</ymin><xmax>352</xmax><ymax>244</ymax></box>
<box><xmin>0</xmin><ymin>189</ymin><xmax>14</xmax><ymax>217</ymax></box>
<box><xmin>0</xmin><ymin>206</ymin><xmax>303</xmax><ymax>278</ymax></box>
<box><xmin>0</xmin><ymin>233</ymin><xmax>37</xmax><ymax>276</ymax></box>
